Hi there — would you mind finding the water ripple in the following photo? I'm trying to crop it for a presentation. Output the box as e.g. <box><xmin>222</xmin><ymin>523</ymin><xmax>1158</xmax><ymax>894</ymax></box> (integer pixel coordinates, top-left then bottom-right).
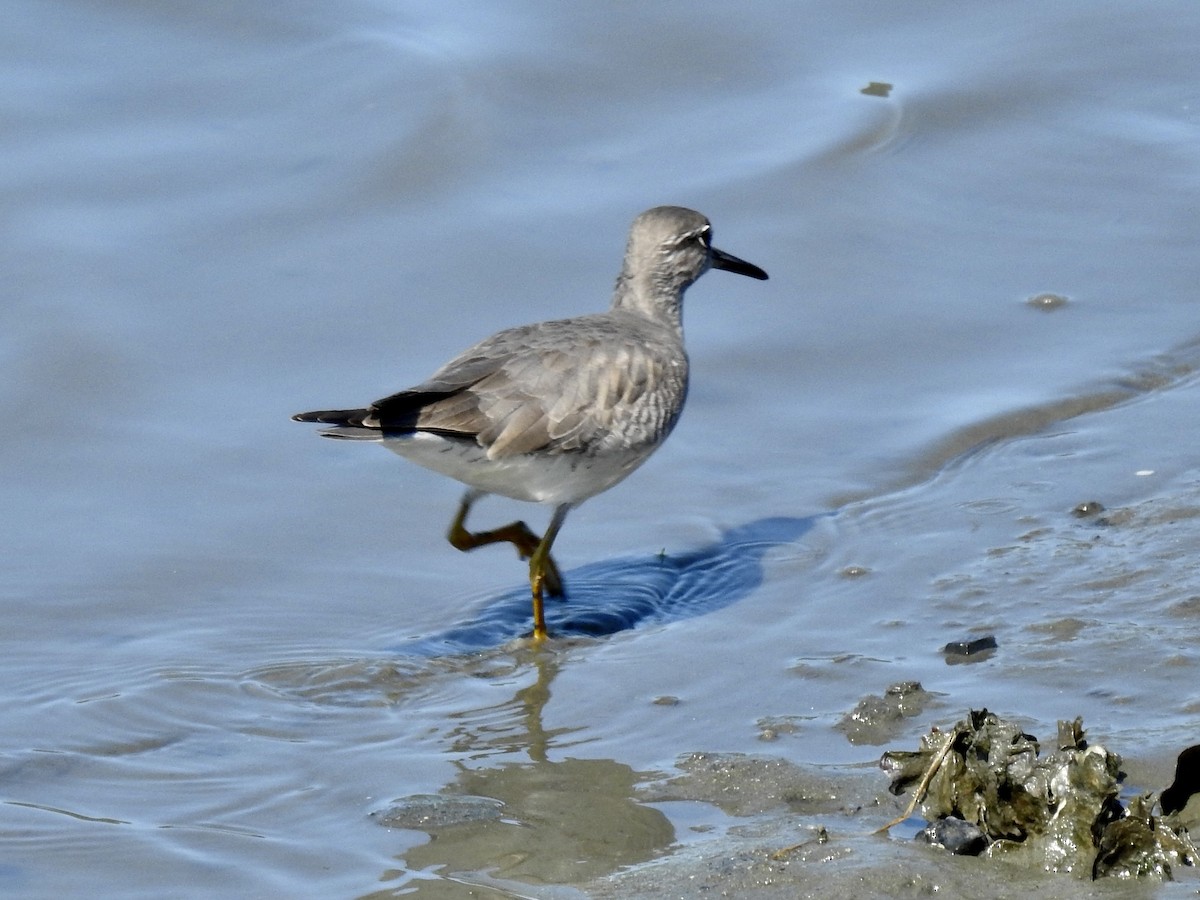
<box><xmin>405</xmin><ymin>515</ymin><xmax>816</xmax><ymax>653</ymax></box>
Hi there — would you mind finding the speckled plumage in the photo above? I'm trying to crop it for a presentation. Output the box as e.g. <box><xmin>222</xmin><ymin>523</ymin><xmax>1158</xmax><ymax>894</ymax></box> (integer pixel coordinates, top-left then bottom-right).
<box><xmin>294</xmin><ymin>206</ymin><xmax>768</xmax><ymax>638</ymax></box>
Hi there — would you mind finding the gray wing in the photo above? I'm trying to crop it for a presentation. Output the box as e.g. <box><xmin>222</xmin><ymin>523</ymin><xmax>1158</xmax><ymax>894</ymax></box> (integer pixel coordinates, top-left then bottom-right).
<box><xmin>366</xmin><ymin>316</ymin><xmax>686</xmax><ymax>458</ymax></box>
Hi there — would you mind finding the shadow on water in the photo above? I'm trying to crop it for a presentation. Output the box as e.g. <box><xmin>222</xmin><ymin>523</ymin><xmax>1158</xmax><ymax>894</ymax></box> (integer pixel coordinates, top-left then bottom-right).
<box><xmin>396</xmin><ymin>515</ymin><xmax>816</xmax><ymax>655</ymax></box>
<box><xmin>251</xmin><ymin>516</ymin><xmax>815</xmax><ymax>707</ymax></box>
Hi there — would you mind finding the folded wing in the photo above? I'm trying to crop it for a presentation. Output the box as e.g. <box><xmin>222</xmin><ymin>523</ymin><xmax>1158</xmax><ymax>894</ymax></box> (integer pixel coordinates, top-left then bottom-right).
<box><xmin>364</xmin><ymin>317</ymin><xmax>685</xmax><ymax>459</ymax></box>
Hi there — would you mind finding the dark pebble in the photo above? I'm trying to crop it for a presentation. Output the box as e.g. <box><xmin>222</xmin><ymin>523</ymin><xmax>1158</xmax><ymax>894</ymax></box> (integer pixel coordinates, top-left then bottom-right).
<box><xmin>915</xmin><ymin>816</ymin><xmax>989</xmax><ymax>855</ymax></box>
<box><xmin>941</xmin><ymin>635</ymin><xmax>998</xmax><ymax>657</ymax></box>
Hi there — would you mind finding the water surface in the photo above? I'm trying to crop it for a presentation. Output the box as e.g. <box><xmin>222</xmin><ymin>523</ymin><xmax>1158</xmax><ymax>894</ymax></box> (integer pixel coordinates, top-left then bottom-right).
<box><xmin>3</xmin><ymin>0</ymin><xmax>1200</xmax><ymax>895</ymax></box>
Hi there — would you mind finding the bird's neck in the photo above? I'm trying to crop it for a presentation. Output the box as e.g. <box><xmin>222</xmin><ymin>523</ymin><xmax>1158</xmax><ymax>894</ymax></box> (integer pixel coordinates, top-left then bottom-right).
<box><xmin>611</xmin><ymin>270</ymin><xmax>686</xmax><ymax>332</ymax></box>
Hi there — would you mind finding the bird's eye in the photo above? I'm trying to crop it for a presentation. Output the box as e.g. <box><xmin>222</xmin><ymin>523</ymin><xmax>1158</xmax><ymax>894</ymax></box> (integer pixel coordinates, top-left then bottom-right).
<box><xmin>672</xmin><ymin>226</ymin><xmax>711</xmax><ymax>253</ymax></box>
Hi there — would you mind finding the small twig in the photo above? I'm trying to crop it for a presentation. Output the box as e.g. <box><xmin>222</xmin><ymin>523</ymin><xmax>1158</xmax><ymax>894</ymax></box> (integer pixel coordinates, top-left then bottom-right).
<box><xmin>873</xmin><ymin>723</ymin><xmax>965</xmax><ymax>835</ymax></box>
<box><xmin>770</xmin><ymin>825</ymin><xmax>828</xmax><ymax>861</ymax></box>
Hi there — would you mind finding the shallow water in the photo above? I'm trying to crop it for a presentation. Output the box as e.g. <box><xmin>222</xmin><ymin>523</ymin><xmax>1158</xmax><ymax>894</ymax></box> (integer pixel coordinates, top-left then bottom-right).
<box><xmin>3</xmin><ymin>0</ymin><xmax>1200</xmax><ymax>895</ymax></box>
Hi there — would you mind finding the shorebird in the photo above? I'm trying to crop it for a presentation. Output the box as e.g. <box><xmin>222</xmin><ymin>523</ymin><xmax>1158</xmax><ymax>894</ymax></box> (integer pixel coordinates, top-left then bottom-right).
<box><xmin>294</xmin><ymin>206</ymin><xmax>768</xmax><ymax>639</ymax></box>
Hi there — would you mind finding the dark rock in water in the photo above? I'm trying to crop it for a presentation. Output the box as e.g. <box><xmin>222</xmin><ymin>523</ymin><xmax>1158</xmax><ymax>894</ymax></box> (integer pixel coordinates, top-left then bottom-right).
<box><xmin>1071</xmin><ymin>500</ymin><xmax>1105</xmax><ymax>518</ymax></box>
<box><xmin>915</xmin><ymin>816</ymin><xmax>988</xmax><ymax>856</ymax></box>
<box><xmin>941</xmin><ymin>635</ymin><xmax>997</xmax><ymax>662</ymax></box>
<box><xmin>1160</xmin><ymin>744</ymin><xmax>1200</xmax><ymax>816</ymax></box>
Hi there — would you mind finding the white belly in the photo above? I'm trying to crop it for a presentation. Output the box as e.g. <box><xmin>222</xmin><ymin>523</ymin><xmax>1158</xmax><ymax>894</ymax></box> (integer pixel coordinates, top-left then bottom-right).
<box><xmin>379</xmin><ymin>432</ymin><xmax>655</xmax><ymax>505</ymax></box>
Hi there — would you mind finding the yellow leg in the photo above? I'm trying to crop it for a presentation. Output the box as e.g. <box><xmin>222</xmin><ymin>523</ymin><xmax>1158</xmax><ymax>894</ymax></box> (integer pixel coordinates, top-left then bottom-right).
<box><xmin>530</xmin><ymin>569</ymin><xmax>548</xmax><ymax>640</ymax></box>
<box><xmin>527</xmin><ymin>505</ymin><xmax>570</xmax><ymax>641</ymax></box>
<box><xmin>446</xmin><ymin>493</ymin><xmax>570</xmax><ymax>631</ymax></box>
<box><xmin>446</xmin><ymin>493</ymin><xmax>564</xmax><ymax>597</ymax></box>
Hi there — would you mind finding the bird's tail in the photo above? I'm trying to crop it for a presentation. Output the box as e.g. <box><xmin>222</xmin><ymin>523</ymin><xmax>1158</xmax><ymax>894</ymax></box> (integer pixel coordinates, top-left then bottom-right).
<box><xmin>292</xmin><ymin>408</ymin><xmax>382</xmax><ymax>441</ymax></box>
<box><xmin>292</xmin><ymin>408</ymin><xmax>370</xmax><ymax>426</ymax></box>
